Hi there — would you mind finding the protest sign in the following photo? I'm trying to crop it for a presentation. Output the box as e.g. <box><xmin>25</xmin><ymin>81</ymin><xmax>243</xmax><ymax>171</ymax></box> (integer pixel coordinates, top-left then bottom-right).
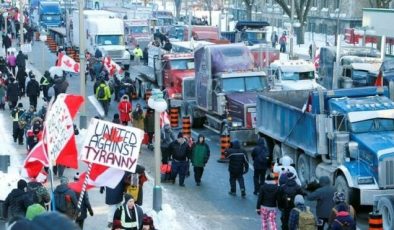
<box><xmin>80</xmin><ymin>118</ymin><xmax>144</xmax><ymax>172</ymax></box>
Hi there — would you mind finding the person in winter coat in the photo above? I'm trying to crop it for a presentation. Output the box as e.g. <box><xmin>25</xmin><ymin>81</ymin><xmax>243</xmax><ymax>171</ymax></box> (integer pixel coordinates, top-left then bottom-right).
<box><xmin>191</xmin><ymin>134</ymin><xmax>210</xmax><ymax>186</ymax></box>
<box><xmin>16</xmin><ymin>50</ymin><xmax>27</xmax><ymax>71</ymax></box>
<box><xmin>26</xmin><ymin>75</ymin><xmax>40</xmax><ymax>109</ymax></box>
<box><xmin>19</xmin><ymin>105</ymin><xmax>36</xmax><ymax>136</ymax></box>
<box><xmin>3</xmin><ymin>33</ymin><xmax>11</xmax><ymax>54</ymax></box>
<box><xmin>7</xmin><ymin>51</ymin><xmax>16</xmax><ymax>76</ymax></box>
<box><xmin>273</xmin><ymin>155</ymin><xmax>301</xmax><ymax>186</ymax></box>
<box><xmin>306</xmin><ymin>176</ymin><xmax>336</xmax><ymax>230</ymax></box>
<box><xmin>124</xmin><ymin>165</ymin><xmax>148</xmax><ymax>206</ymax></box>
<box><xmin>224</xmin><ymin>140</ymin><xmax>249</xmax><ymax>197</ymax></box>
<box><xmin>16</xmin><ymin>67</ymin><xmax>27</xmax><ymax>96</ymax></box>
<box><xmin>113</xmin><ymin>194</ymin><xmax>144</xmax><ymax>230</ymax></box>
<box><xmin>330</xmin><ymin>203</ymin><xmax>356</xmax><ymax>230</ymax></box>
<box><xmin>168</xmin><ymin>133</ymin><xmax>192</xmax><ymax>186</ymax></box>
<box><xmin>144</xmin><ymin>108</ymin><xmax>155</xmax><ymax>150</ymax></box>
<box><xmin>95</xmin><ymin>79</ymin><xmax>112</xmax><ymax>116</ymax></box>
<box><xmin>251</xmin><ymin>137</ymin><xmax>269</xmax><ymax>195</ymax></box>
<box><xmin>11</xmin><ymin>103</ymin><xmax>25</xmax><ymax>144</ymax></box>
<box><xmin>100</xmin><ymin>172</ymin><xmax>128</xmax><ymax>228</ymax></box>
<box><xmin>256</xmin><ymin>173</ymin><xmax>280</xmax><ymax>230</ymax></box>
<box><xmin>26</xmin><ymin>117</ymin><xmax>44</xmax><ymax>152</ymax></box>
<box><xmin>3</xmin><ymin>179</ymin><xmax>32</xmax><ymax>219</ymax></box>
<box><xmin>132</xmin><ymin>103</ymin><xmax>144</xmax><ymax>130</ymax></box>
<box><xmin>7</xmin><ymin>77</ymin><xmax>19</xmax><ymax>110</ymax></box>
<box><xmin>40</xmin><ymin>71</ymin><xmax>53</xmax><ymax>101</ymax></box>
<box><xmin>54</xmin><ymin>177</ymin><xmax>78</xmax><ymax>219</ymax></box>
<box><xmin>118</xmin><ymin>95</ymin><xmax>132</xmax><ymax>125</ymax></box>
<box><xmin>53</xmin><ymin>75</ymin><xmax>69</xmax><ymax>98</ymax></box>
<box><xmin>278</xmin><ymin>172</ymin><xmax>304</xmax><ymax>230</ymax></box>
<box><xmin>112</xmin><ymin>113</ymin><xmax>121</xmax><ymax>124</ymax></box>
<box><xmin>328</xmin><ymin>192</ymin><xmax>356</xmax><ymax>228</ymax></box>
<box><xmin>288</xmin><ymin>195</ymin><xmax>316</xmax><ymax>230</ymax></box>
<box><xmin>26</xmin><ymin>181</ymin><xmax>50</xmax><ymax>209</ymax></box>
<box><xmin>73</xmin><ymin>175</ymin><xmax>94</xmax><ymax>229</ymax></box>
<box><xmin>160</xmin><ymin>124</ymin><xmax>176</xmax><ymax>163</ymax></box>
<box><xmin>0</xmin><ymin>77</ymin><xmax>6</xmax><ymax>110</ymax></box>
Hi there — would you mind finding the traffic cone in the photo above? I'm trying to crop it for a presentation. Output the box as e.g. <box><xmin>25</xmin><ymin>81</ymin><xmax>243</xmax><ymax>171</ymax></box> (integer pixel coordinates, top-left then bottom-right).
<box><xmin>182</xmin><ymin>116</ymin><xmax>191</xmax><ymax>138</ymax></box>
<box><xmin>218</xmin><ymin>127</ymin><xmax>230</xmax><ymax>163</ymax></box>
<box><xmin>369</xmin><ymin>211</ymin><xmax>383</xmax><ymax>230</ymax></box>
<box><xmin>170</xmin><ymin>107</ymin><xmax>179</xmax><ymax>128</ymax></box>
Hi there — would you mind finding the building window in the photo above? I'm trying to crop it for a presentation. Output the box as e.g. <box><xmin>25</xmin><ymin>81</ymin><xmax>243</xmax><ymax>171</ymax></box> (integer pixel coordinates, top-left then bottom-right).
<box><xmin>322</xmin><ymin>0</ymin><xmax>328</xmax><ymax>8</ymax></box>
<box><xmin>335</xmin><ymin>0</ymin><xmax>340</xmax><ymax>9</ymax></box>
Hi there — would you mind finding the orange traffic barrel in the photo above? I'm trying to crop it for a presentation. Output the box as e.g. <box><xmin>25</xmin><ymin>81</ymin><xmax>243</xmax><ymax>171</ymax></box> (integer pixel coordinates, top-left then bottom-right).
<box><xmin>369</xmin><ymin>212</ymin><xmax>383</xmax><ymax>230</ymax></box>
<box><xmin>218</xmin><ymin>134</ymin><xmax>230</xmax><ymax>163</ymax></box>
<box><xmin>145</xmin><ymin>89</ymin><xmax>152</xmax><ymax>101</ymax></box>
<box><xmin>49</xmin><ymin>40</ymin><xmax>57</xmax><ymax>53</ymax></box>
<box><xmin>170</xmin><ymin>107</ymin><xmax>179</xmax><ymax>128</ymax></box>
<box><xmin>182</xmin><ymin>116</ymin><xmax>191</xmax><ymax>138</ymax></box>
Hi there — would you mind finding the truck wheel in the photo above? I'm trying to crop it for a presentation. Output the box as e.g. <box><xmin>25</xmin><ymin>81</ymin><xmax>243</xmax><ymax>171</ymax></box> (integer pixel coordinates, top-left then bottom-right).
<box><xmin>378</xmin><ymin>197</ymin><xmax>394</xmax><ymax>230</ymax></box>
<box><xmin>335</xmin><ymin>175</ymin><xmax>354</xmax><ymax>204</ymax></box>
<box><xmin>296</xmin><ymin>153</ymin><xmax>310</xmax><ymax>185</ymax></box>
<box><xmin>272</xmin><ymin>144</ymin><xmax>281</xmax><ymax>163</ymax></box>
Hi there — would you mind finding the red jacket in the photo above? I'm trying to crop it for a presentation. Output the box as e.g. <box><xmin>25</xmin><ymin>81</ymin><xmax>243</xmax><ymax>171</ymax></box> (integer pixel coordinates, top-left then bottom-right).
<box><xmin>118</xmin><ymin>100</ymin><xmax>132</xmax><ymax>122</ymax></box>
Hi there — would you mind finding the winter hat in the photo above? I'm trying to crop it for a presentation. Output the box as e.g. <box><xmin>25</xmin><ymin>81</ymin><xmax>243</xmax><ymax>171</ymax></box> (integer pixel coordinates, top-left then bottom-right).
<box><xmin>333</xmin><ymin>192</ymin><xmax>346</xmax><ymax>203</ymax></box>
<box><xmin>177</xmin><ymin>132</ymin><xmax>183</xmax><ymax>138</ymax></box>
<box><xmin>25</xmin><ymin>204</ymin><xmax>46</xmax><ymax>220</ymax></box>
<box><xmin>287</xmin><ymin>172</ymin><xmax>296</xmax><ymax>180</ymax></box>
<box><xmin>113</xmin><ymin>113</ymin><xmax>120</xmax><ymax>119</ymax></box>
<box><xmin>294</xmin><ymin>194</ymin><xmax>305</xmax><ymax>205</ymax></box>
<box><xmin>124</xmin><ymin>193</ymin><xmax>134</xmax><ymax>203</ymax></box>
<box><xmin>44</xmin><ymin>71</ymin><xmax>50</xmax><ymax>78</ymax></box>
<box><xmin>266</xmin><ymin>173</ymin><xmax>276</xmax><ymax>181</ymax></box>
<box><xmin>60</xmin><ymin>176</ymin><xmax>69</xmax><ymax>185</ymax></box>
<box><xmin>73</xmin><ymin>172</ymin><xmax>80</xmax><ymax>182</ymax></box>
<box><xmin>17</xmin><ymin>179</ymin><xmax>27</xmax><ymax>190</ymax></box>
<box><xmin>18</xmin><ymin>102</ymin><xmax>23</xmax><ymax>108</ymax></box>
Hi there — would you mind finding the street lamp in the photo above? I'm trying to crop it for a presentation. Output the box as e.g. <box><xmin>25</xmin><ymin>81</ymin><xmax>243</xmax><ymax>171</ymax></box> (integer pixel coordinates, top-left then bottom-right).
<box><xmin>39</xmin><ymin>31</ymin><xmax>47</xmax><ymax>72</ymax></box>
<box><xmin>79</xmin><ymin>0</ymin><xmax>87</xmax><ymax>129</ymax></box>
<box><xmin>147</xmin><ymin>89</ymin><xmax>168</xmax><ymax>212</ymax></box>
<box><xmin>3</xmin><ymin>12</ymin><xmax>8</xmax><ymax>37</ymax></box>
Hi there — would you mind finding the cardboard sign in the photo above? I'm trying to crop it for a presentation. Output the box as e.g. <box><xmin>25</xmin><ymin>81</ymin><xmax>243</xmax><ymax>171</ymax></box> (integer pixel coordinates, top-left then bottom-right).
<box><xmin>80</xmin><ymin>118</ymin><xmax>144</xmax><ymax>172</ymax></box>
<box><xmin>45</xmin><ymin>94</ymin><xmax>74</xmax><ymax>161</ymax></box>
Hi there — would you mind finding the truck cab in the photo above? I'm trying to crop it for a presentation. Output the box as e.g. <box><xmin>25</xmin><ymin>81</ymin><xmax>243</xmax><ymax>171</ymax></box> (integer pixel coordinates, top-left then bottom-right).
<box><xmin>269</xmin><ymin>60</ymin><xmax>324</xmax><ymax>90</ymax></box>
<box><xmin>221</xmin><ymin>20</ymin><xmax>269</xmax><ymax>45</ymax></box>
<box><xmin>39</xmin><ymin>2</ymin><xmax>63</xmax><ymax>29</ymax></box>
<box><xmin>340</xmin><ymin>56</ymin><xmax>381</xmax><ymax>88</ymax></box>
<box><xmin>124</xmin><ymin>19</ymin><xmax>151</xmax><ymax>53</ymax></box>
<box><xmin>168</xmin><ymin>25</ymin><xmax>220</xmax><ymax>42</ymax></box>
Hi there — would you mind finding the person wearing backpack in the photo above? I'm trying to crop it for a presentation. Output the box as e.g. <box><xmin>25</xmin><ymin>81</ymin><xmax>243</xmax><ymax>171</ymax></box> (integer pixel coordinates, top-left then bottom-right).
<box><xmin>278</xmin><ymin>172</ymin><xmax>304</xmax><ymax>230</ymax></box>
<box><xmin>256</xmin><ymin>173</ymin><xmax>280</xmax><ymax>230</ymax></box>
<box><xmin>95</xmin><ymin>79</ymin><xmax>111</xmax><ymax>116</ymax></box>
<box><xmin>54</xmin><ymin>177</ymin><xmax>78</xmax><ymax>219</ymax></box>
<box><xmin>328</xmin><ymin>192</ymin><xmax>356</xmax><ymax>228</ymax></box>
<box><xmin>289</xmin><ymin>195</ymin><xmax>316</xmax><ymax>230</ymax></box>
<box><xmin>306</xmin><ymin>176</ymin><xmax>336</xmax><ymax>230</ymax></box>
<box><xmin>26</xmin><ymin>181</ymin><xmax>50</xmax><ymax>209</ymax></box>
<box><xmin>330</xmin><ymin>203</ymin><xmax>356</xmax><ymax>230</ymax></box>
<box><xmin>251</xmin><ymin>137</ymin><xmax>269</xmax><ymax>195</ymax></box>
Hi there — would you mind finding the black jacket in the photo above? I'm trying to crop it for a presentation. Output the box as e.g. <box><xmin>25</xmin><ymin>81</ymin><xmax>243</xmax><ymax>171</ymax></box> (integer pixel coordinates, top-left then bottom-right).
<box><xmin>256</xmin><ymin>182</ymin><xmax>280</xmax><ymax>208</ymax></box>
<box><xmin>3</xmin><ymin>35</ymin><xmax>11</xmax><ymax>49</ymax></box>
<box><xmin>169</xmin><ymin>140</ymin><xmax>191</xmax><ymax>161</ymax></box>
<box><xmin>54</xmin><ymin>76</ymin><xmax>69</xmax><ymax>97</ymax></box>
<box><xmin>26</xmin><ymin>79</ymin><xmax>40</xmax><ymax>97</ymax></box>
<box><xmin>113</xmin><ymin>204</ymin><xmax>144</xmax><ymax>230</ymax></box>
<box><xmin>278</xmin><ymin>179</ymin><xmax>304</xmax><ymax>211</ymax></box>
<box><xmin>3</xmin><ymin>188</ymin><xmax>32</xmax><ymax>218</ymax></box>
<box><xmin>251</xmin><ymin>138</ymin><xmax>269</xmax><ymax>170</ymax></box>
<box><xmin>225</xmin><ymin>140</ymin><xmax>249</xmax><ymax>174</ymax></box>
<box><xmin>6</xmin><ymin>81</ymin><xmax>19</xmax><ymax>102</ymax></box>
<box><xmin>16</xmin><ymin>52</ymin><xmax>26</xmax><ymax>69</ymax></box>
<box><xmin>76</xmin><ymin>192</ymin><xmax>93</xmax><ymax>221</ymax></box>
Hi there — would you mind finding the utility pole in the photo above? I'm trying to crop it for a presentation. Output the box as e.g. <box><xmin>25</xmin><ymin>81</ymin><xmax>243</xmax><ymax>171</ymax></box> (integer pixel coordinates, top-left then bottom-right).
<box><xmin>79</xmin><ymin>0</ymin><xmax>87</xmax><ymax>129</ymax></box>
<box><xmin>19</xmin><ymin>0</ymin><xmax>24</xmax><ymax>48</ymax></box>
<box><xmin>289</xmin><ymin>0</ymin><xmax>294</xmax><ymax>59</ymax></box>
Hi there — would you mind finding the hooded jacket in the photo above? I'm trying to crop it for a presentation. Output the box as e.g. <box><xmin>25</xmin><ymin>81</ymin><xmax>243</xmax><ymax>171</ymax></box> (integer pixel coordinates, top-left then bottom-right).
<box><xmin>225</xmin><ymin>140</ymin><xmax>249</xmax><ymax>174</ymax></box>
<box><xmin>53</xmin><ymin>183</ymin><xmax>78</xmax><ymax>217</ymax></box>
<box><xmin>26</xmin><ymin>78</ymin><xmax>40</xmax><ymax>97</ymax></box>
<box><xmin>278</xmin><ymin>177</ymin><xmax>304</xmax><ymax>211</ymax></box>
<box><xmin>7</xmin><ymin>80</ymin><xmax>19</xmax><ymax>102</ymax></box>
<box><xmin>3</xmin><ymin>188</ymin><xmax>31</xmax><ymax>218</ymax></box>
<box><xmin>54</xmin><ymin>76</ymin><xmax>69</xmax><ymax>97</ymax></box>
<box><xmin>169</xmin><ymin>139</ymin><xmax>192</xmax><ymax>161</ymax></box>
<box><xmin>118</xmin><ymin>96</ymin><xmax>132</xmax><ymax>122</ymax></box>
<box><xmin>251</xmin><ymin>138</ymin><xmax>268</xmax><ymax>170</ymax></box>
<box><xmin>307</xmin><ymin>176</ymin><xmax>336</xmax><ymax>218</ymax></box>
<box><xmin>256</xmin><ymin>180</ymin><xmax>279</xmax><ymax>208</ymax></box>
<box><xmin>191</xmin><ymin>135</ymin><xmax>210</xmax><ymax>167</ymax></box>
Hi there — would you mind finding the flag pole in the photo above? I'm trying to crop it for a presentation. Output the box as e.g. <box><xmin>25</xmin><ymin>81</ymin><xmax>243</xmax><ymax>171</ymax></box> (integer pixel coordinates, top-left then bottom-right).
<box><xmin>74</xmin><ymin>162</ymin><xmax>93</xmax><ymax>219</ymax></box>
<box><xmin>44</xmin><ymin>97</ymin><xmax>56</xmax><ymax>211</ymax></box>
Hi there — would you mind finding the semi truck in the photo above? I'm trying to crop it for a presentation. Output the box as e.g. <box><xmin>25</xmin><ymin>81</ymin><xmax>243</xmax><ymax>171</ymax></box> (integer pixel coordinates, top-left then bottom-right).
<box><xmin>256</xmin><ymin>87</ymin><xmax>394</xmax><ymax>229</ymax></box>
<box><xmin>71</xmin><ymin>10</ymin><xmax>130</xmax><ymax>67</ymax></box>
<box><xmin>191</xmin><ymin>43</ymin><xmax>268</xmax><ymax>144</ymax></box>
<box><xmin>168</xmin><ymin>25</ymin><xmax>220</xmax><ymax>42</ymax></box>
<box><xmin>124</xmin><ymin>19</ymin><xmax>151</xmax><ymax>54</ymax></box>
<box><xmin>221</xmin><ymin>20</ymin><xmax>269</xmax><ymax>45</ymax></box>
<box><xmin>37</xmin><ymin>1</ymin><xmax>63</xmax><ymax>29</ymax></box>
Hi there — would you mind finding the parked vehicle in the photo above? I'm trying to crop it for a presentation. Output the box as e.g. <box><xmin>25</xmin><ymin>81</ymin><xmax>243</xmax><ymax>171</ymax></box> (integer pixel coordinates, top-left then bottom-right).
<box><xmin>248</xmin><ymin>44</ymin><xmax>280</xmax><ymax>69</ymax></box>
<box><xmin>191</xmin><ymin>43</ymin><xmax>268</xmax><ymax>144</ymax></box>
<box><xmin>152</xmin><ymin>10</ymin><xmax>174</xmax><ymax>33</ymax></box>
<box><xmin>37</xmin><ymin>1</ymin><xmax>63</xmax><ymax>29</ymax></box>
<box><xmin>221</xmin><ymin>20</ymin><xmax>269</xmax><ymax>45</ymax></box>
<box><xmin>256</xmin><ymin>87</ymin><xmax>394</xmax><ymax>229</ymax></box>
<box><xmin>124</xmin><ymin>19</ymin><xmax>151</xmax><ymax>54</ymax></box>
<box><xmin>71</xmin><ymin>10</ymin><xmax>130</xmax><ymax>67</ymax></box>
<box><xmin>168</xmin><ymin>25</ymin><xmax>220</xmax><ymax>42</ymax></box>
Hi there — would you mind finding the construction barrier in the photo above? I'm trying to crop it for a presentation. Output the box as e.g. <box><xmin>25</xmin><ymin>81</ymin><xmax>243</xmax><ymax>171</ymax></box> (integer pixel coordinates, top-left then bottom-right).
<box><xmin>182</xmin><ymin>116</ymin><xmax>191</xmax><ymax>138</ymax></box>
<box><xmin>218</xmin><ymin>133</ymin><xmax>230</xmax><ymax>163</ymax></box>
<box><xmin>170</xmin><ymin>107</ymin><xmax>179</xmax><ymax>128</ymax></box>
<box><xmin>369</xmin><ymin>212</ymin><xmax>383</xmax><ymax>230</ymax></box>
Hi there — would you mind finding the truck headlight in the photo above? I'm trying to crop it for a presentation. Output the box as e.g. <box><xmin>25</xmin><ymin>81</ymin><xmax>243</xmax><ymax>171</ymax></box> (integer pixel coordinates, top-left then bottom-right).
<box><xmin>170</xmin><ymin>93</ymin><xmax>182</xmax><ymax>99</ymax></box>
<box><xmin>231</xmin><ymin>121</ymin><xmax>243</xmax><ymax>128</ymax></box>
<box><xmin>357</xmin><ymin>176</ymin><xmax>374</xmax><ymax>185</ymax></box>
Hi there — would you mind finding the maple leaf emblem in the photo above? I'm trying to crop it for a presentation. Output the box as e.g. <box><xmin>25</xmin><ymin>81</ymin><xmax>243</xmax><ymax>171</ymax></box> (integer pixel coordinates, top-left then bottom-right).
<box><xmin>63</xmin><ymin>59</ymin><xmax>72</xmax><ymax>67</ymax></box>
<box><xmin>103</xmin><ymin>128</ymin><xmax>124</xmax><ymax>143</ymax></box>
<box><xmin>73</xmin><ymin>63</ymin><xmax>80</xmax><ymax>73</ymax></box>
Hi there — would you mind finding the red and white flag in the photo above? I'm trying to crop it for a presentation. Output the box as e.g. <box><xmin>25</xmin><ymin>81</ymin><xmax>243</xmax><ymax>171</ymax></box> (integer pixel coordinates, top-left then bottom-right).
<box><xmin>45</xmin><ymin>94</ymin><xmax>84</xmax><ymax>169</ymax></box>
<box><xmin>68</xmin><ymin>163</ymin><xmax>125</xmax><ymax>192</ymax></box>
<box><xmin>56</xmin><ymin>53</ymin><xmax>80</xmax><ymax>73</ymax></box>
<box><xmin>23</xmin><ymin>141</ymin><xmax>49</xmax><ymax>179</ymax></box>
<box><xmin>375</xmin><ymin>69</ymin><xmax>383</xmax><ymax>87</ymax></box>
<box><xmin>103</xmin><ymin>56</ymin><xmax>123</xmax><ymax>76</ymax></box>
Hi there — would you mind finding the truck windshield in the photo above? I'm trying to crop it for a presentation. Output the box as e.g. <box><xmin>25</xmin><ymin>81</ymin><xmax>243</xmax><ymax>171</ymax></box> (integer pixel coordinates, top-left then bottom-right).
<box><xmin>222</xmin><ymin>76</ymin><xmax>266</xmax><ymax>93</ymax></box>
<box><xmin>352</xmin><ymin>70</ymin><xmax>368</xmax><ymax>80</ymax></box>
<box><xmin>350</xmin><ymin>118</ymin><xmax>394</xmax><ymax>133</ymax></box>
<box><xmin>282</xmin><ymin>71</ymin><xmax>315</xmax><ymax>81</ymax></box>
<box><xmin>128</xmin><ymin>26</ymin><xmax>149</xmax><ymax>34</ymax></box>
<box><xmin>96</xmin><ymin>35</ymin><xmax>124</xmax><ymax>46</ymax></box>
<box><xmin>41</xmin><ymin>14</ymin><xmax>61</xmax><ymax>21</ymax></box>
<box><xmin>157</xmin><ymin>18</ymin><xmax>173</xmax><ymax>26</ymax></box>
<box><xmin>170</xmin><ymin>59</ymin><xmax>194</xmax><ymax>70</ymax></box>
<box><xmin>247</xmin><ymin>32</ymin><xmax>264</xmax><ymax>40</ymax></box>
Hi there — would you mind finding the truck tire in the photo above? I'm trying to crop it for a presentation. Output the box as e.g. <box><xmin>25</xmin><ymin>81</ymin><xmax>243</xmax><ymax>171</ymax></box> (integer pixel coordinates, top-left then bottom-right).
<box><xmin>335</xmin><ymin>175</ymin><xmax>354</xmax><ymax>204</ymax></box>
<box><xmin>296</xmin><ymin>153</ymin><xmax>310</xmax><ymax>185</ymax></box>
<box><xmin>378</xmin><ymin>197</ymin><xmax>394</xmax><ymax>230</ymax></box>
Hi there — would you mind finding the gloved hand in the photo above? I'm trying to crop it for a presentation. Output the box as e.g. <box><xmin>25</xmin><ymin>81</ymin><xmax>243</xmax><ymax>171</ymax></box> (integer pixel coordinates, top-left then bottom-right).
<box><xmin>256</xmin><ymin>209</ymin><xmax>261</xmax><ymax>215</ymax></box>
<box><xmin>89</xmin><ymin>209</ymin><xmax>94</xmax><ymax>216</ymax></box>
<box><xmin>100</xmin><ymin>187</ymin><xmax>104</xmax><ymax>194</ymax></box>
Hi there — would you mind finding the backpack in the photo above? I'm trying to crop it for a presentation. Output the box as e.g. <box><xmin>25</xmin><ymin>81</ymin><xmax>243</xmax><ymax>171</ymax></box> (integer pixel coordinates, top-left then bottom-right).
<box><xmin>334</xmin><ymin>218</ymin><xmax>355</xmax><ymax>230</ymax></box>
<box><xmin>97</xmin><ymin>85</ymin><xmax>106</xmax><ymax>100</ymax></box>
<box><xmin>282</xmin><ymin>185</ymin><xmax>300</xmax><ymax>210</ymax></box>
<box><xmin>54</xmin><ymin>191</ymin><xmax>68</xmax><ymax>212</ymax></box>
<box><xmin>294</xmin><ymin>207</ymin><xmax>316</xmax><ymax>230</ymax></box>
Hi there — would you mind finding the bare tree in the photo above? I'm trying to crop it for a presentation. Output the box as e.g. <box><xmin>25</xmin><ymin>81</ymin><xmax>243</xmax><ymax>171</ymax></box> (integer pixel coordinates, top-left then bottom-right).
<box><xmin>241</xmin><ymin>0</ymin><xmax>254</xmax><ymax>20</ymax></box>
<box><xmin>174</xmin><ymin>0</ymin><xmax>182</xmax><ymax>19</ymax></box>
<box><xmin>274</xmin><ymin>0</ymin><xmax>313</xmax><ymax>44</ymax></box>
<box><xmin>369</xmin><ymin>0</ymin><xmax>392</xmax><ymax>8</ymax></box>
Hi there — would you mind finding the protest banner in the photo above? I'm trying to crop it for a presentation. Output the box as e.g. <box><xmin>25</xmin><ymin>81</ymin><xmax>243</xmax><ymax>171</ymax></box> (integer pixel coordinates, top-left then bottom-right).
<box><xmin>80</xmin><ymin>118</ymin><xmax>144</xmax><ymax>172</ymax></box>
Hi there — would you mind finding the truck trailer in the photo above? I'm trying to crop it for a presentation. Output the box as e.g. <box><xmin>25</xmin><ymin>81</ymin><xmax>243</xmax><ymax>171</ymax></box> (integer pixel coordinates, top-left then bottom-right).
<box><xmin>256</xmin><ymin>87</ymin><xmax>394</xmax><ymax>229</ymax></box>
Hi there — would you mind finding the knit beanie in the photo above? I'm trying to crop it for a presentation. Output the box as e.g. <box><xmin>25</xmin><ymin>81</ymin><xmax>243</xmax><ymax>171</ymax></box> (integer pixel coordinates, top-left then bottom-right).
<box><xmin>294</xmin><ymin>194</ymin><xmax>305</xmax><ymax>205</ymax></box>
<box><xmin>17</xmin><ymin>179</ymin><xmax>27</xmax><ymax>190</ymax></box>
<box><xmin>26</xmin><ymin>204</ymin><xmax>46</xmax><ymax>220</ymax></box>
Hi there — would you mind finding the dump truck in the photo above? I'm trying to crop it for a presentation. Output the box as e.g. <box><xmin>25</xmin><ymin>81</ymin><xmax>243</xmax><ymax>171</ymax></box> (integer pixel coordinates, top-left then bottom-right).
<box><xmin>221</xmin><ymin>20</ymin><xmax>269</xmax><ymax>45</ymax></box>
<box><xmin>256</xmin><ymin>87</ymin><xmax>394</xmax><ymax>229</ymax></box>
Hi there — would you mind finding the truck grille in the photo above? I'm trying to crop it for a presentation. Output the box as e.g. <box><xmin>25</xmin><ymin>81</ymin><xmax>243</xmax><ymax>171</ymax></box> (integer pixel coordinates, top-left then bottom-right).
<box><xmin>379</xmin><ymin>159</ymin><xmax>394</xmax><ymax>188</ymax></box>
<box><xmin>106</xmin><ymin>50</ymin><xmax>123</xmax><ymax>58</ymax></box>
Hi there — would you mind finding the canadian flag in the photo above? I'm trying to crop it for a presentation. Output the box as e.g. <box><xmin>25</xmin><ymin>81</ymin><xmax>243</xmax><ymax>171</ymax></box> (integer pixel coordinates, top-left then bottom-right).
<box><xmin>23</xmin><ymin>140</ymin><xmax>49</xmax><ymax>179</ymax></box>
<box><xmin>68</xmin><ymin>163</ymin><xmax>125</xmax><ymax>193</ymax></box>
<box><xmin>56</xmin><ymin>53</ymin><xmax>80</xmax><ymax>73</ymax></box>
<box><xmin>375</xmin><ymin>69</ymin><xmax>383</xmax><ymax>87</ymax></box>
<box><xmin>103</xmin><ymin>56</ymin><xmax>123</xmax><ymax>76</ymax></box>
